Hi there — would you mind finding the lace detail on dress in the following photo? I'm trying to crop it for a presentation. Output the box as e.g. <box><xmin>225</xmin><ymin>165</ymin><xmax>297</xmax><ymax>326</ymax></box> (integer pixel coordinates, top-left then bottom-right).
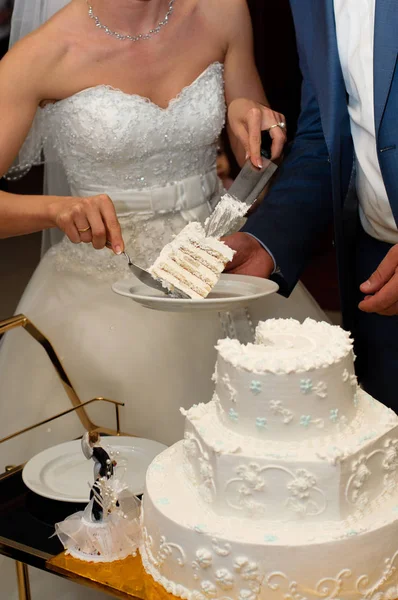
<box><xmin>42</xmin><ymin>62</ymin><xmax>225</xmax><ymax>192</ymax></box>
<box><xmin>49</xmin><ymin>211</ymin><xmax>205</xmax><ymax>280</ymax></box>
<box><xmin>41</xmin><ymin>62</ymin><xmax>226</xmax><ymax>279</ymax></box>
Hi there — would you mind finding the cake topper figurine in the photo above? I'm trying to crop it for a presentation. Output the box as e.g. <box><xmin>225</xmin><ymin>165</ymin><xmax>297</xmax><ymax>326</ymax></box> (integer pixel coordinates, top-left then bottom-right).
<box><xmin>81</xmin><ymin>431</ymin><xmax>117</xmax><ymax>522</ymax></box>
<box><xmin>55</xmin><ymin>431</ymin><xmax>141</xmax><ymax>562</ymax></box>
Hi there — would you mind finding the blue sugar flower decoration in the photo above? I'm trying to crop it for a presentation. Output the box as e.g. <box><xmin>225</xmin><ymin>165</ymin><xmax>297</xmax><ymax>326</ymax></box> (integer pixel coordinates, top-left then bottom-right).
<box><xmin>150</xmin><ymin>463</ymin><xmax>164</xmax><ymax>472</ymax></box>
<box><xmin>300</xmin><ymin>379</ymin><xmax>313</xmax><ymax>394</ymax></box>
<box><xmin>256</xmin><ymin>417</ymin><xmax>267</xmax><ymax>430</ymax></box>
<box><xmin>300</xmin><ymin>415</ymin><xmax>312</xmax><ymax>427</ymax></box>
<box><xmin>359</xmin><ymin>432</ymin><xmax>376</xmax><ymax>443</ymax></box>
<box><xmin>157</xmin><ymin>497</ymin><xmax>170</xmax><ymax>506</ymax></box>
<box><xmin>250</xmin><ymin>380</ymin><xmax>262</xmax><ymax>395</ymax></box>
<box><xmin>346</xmin><ymin>529</ymin><xmax>358</xmax><ymax>537</ymax></box>
<box><xmin>228</xmin><ymin>408</ymin><xmax>239</xmax><ymax>423</ymax></box>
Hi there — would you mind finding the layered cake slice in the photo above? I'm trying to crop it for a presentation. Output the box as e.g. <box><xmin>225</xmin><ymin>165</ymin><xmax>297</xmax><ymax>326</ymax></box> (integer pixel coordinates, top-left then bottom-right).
<box><xmin>148</xmin><ymin>222</ymin><xmax>235</xmax><ymax>299</ymax></box>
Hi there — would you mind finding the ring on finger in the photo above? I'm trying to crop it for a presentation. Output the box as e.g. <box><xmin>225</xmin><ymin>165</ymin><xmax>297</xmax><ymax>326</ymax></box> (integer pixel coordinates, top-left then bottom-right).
<box><xmin>267</xmin><ymin>122</ymin><xmax>286</xmax><ymax>132</ymax></box>
<box><xmin>77</xmin><ymin>226</ymin><xmax>91</xmax><ymax>233</ymax></box>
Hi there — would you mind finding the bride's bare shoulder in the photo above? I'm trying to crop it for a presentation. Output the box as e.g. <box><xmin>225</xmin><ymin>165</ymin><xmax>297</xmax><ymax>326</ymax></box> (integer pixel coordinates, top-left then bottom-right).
<box><xmin>0</xmin><ymin>2</ymin><xmax>84</xmax><ymax>96</ymax></box>
<box><xmin>5</xmin><ymin>2</ymin><xmax>81</xmax><ymax>75</ymax></box>
<box><xmin>200</xmin><ymin>0</ymin><xmax>250</xmax><ymax>21</ymax></box>
<box><xmin>198</xmin><ymin>0</ymin><xmax>252</xmax><ymax>39</ymax></box>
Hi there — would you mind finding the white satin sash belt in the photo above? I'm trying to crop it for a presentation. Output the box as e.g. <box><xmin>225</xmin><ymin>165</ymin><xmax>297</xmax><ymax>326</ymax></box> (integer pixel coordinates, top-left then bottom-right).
<box><xmin>73</xmin><ymin>170</ymin><xmax>221</xmax><ymax>223</ymax></box>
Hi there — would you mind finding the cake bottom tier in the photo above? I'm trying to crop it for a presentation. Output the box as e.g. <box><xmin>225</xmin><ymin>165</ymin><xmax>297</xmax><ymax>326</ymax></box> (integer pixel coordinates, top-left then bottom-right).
<box><xmin>141</xmin><ymin>443</ymin><xmax>398</xmax><ymax>600</ymax></box>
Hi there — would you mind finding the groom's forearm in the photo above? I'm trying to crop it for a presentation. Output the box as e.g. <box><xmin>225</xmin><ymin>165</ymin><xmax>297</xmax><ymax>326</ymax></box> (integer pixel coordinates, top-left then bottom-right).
<box><xmin>243</xmin><ymin>134</ymin><xmax>333</xmax><ymax>296</ymax></box>
<box><xmin>242</xmin><ymin>54</ymin><xmax>334</xmax><ymax>297</ymax></box>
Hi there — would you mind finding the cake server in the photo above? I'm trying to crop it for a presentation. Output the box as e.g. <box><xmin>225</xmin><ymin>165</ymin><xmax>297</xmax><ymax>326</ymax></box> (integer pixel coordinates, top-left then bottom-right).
<box><xmin>204</xmin><ymin>131</ymin><xmax>278</xmax><ymax>237</ymax></box>
<box><xmin>230</xmin><ymin>133</ymin><xmax>277</xmax><ymax>206</ymax></box>
<box><xmin>106</xmin><ymin>242</ymin><xmax>190</xmax><ymax>299</ymax></box>
<box><xmin>108</xmin><ymin>133</ymin><xmax>277</xmax><ymax>299</ymax></box>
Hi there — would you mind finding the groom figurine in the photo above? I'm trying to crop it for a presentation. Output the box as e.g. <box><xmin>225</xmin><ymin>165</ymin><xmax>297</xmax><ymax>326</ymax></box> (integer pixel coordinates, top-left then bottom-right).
<box><xmin>226</xmin><ymin>0</ymin><xmax>398</xmax><ymax>408</ymax></box>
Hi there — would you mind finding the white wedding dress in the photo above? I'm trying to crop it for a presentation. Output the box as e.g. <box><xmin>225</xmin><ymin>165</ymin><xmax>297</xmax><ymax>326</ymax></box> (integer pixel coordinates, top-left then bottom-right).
<box><xmin>0</xmin><ymin>62</ymin><xmax>326</xmax><ymax>599</ymax></box>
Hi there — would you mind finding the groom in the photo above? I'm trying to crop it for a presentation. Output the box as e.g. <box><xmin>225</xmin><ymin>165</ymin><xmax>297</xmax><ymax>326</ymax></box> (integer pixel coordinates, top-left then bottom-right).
<box><xmin>225</xmin><ymin>0</ymin><xmax>398</xmax><ymax>409</ymax></box>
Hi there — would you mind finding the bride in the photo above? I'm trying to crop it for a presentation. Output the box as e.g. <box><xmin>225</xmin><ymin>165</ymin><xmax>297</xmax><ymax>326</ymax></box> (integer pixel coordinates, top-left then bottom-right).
<box><xmin>0</xmin><ymin>0</ymin><xmax>327</xmax><ymax>597</ymax></box>
<box><xmin>0</xmin><ymin>0</ymin><xmax>326</xmax><ymax>462</ymax></box>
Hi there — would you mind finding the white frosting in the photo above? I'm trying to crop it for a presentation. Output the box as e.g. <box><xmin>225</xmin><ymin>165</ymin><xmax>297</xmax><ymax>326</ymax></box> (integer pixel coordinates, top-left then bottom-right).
<box><xmin>204</xmin><ymin>192</ymin><xmax>248</xmax><ymax>238</ymax></box>
<box><xmin>182</xmin><ymin>394</ymin><xmax>398</xmax><ymax>523</ymax></box>
<box><xmin>149</xmin><ymin>222</ymin><xmax>234</xmax><ymax>299</ymax></box>
<box><xmin>141</xmin><ymin>318</ymin><xmax>398</xmax><ymax>600</ymax></box>
<box><xmin>215</xmin><ymin>319</ymin><xmax>357</xmax><ymax>441</ymax></box>
<box><xmin>142</xmin><ymin>444</ymin><xmax>398</xmax><ymax>600</ymax></box>
<box><xmin>219</xmin><ymin>318</ymin><xmax>354</xmax><ymax>374</ymax></box>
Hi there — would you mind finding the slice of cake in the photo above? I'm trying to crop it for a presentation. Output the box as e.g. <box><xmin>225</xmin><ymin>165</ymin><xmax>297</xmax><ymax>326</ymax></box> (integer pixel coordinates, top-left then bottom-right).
<box><xmin>148</xmin><ymin>222</ymin><xmax>235</xmax><ymax>299</ymax></box>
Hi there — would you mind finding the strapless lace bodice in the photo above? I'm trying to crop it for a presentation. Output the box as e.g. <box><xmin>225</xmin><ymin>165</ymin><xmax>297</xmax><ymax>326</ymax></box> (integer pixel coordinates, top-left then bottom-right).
<box><xmin>41</xmin><ymin>62</ymin><xmax>226</xmax><ymax>278</ymax></box>
<box><xmin>43</xmin><ymin>62</ymin><xmax>225</xmax><ymax>193</ymax></box>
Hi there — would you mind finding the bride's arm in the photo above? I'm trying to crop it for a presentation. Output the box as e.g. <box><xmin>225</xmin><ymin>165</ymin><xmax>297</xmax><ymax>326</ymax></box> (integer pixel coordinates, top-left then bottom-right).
<box><xmin>0</xmin><ymin>40</ymin><xmax>124</xmax><ymax>253</ymax></box>
<box><xmin>222</xmin><ymin>0</ymin><xmax>287</xmax><ymax>167</ymax></box>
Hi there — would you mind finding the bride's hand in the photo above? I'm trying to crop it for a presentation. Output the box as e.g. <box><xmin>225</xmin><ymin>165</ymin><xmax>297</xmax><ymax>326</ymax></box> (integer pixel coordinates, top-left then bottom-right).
<box><xmin>49</xmin><ymin>194</ymin><xmax>124</xmax><ymax>254</ymax></box>
<box><xmin>228</xmin><ymin>98</ymin><xmax>287</xmax><ymax>167</ymax></box>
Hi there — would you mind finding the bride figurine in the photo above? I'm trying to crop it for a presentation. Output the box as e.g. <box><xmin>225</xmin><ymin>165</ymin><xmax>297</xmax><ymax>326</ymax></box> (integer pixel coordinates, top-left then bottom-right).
<box><xmin>81</xmin><ymin>431</ymin><xmax>117</xmax><ymax>522</ymax></box>
<box><xmin>55</xmin><ymin>431</ymin><xmax>141</xmax><ymax>562</ymax></box>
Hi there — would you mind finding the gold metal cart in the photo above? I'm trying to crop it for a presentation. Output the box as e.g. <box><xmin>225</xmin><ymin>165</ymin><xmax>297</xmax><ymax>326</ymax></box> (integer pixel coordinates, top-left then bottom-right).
<box><xmin>0</xmin><ymin>315</ymin><xmax>177</xmax><ymax>599</ymax></box>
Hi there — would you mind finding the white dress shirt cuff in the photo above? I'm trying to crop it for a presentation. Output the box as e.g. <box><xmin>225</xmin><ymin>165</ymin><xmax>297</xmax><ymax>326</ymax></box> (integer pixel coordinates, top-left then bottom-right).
<box><xmin>246</xmin><ymin>233</ymin><xmax>279</xmax><ymax>274</ymax></box>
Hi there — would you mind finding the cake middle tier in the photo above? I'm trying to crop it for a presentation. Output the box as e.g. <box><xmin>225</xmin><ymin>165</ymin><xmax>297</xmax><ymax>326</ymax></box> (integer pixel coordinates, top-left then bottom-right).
<box><xmin>182</xmin><ymin>391</ymin><xmax>398</xmax><ymax>522</ymax></box>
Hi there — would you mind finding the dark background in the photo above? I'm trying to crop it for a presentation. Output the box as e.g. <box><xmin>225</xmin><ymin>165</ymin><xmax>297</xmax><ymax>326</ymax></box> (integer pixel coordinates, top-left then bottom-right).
<box><xmin>248</xmin><ymin>0</ymin><xmax>302</xmax><ymax>139</ymax></box>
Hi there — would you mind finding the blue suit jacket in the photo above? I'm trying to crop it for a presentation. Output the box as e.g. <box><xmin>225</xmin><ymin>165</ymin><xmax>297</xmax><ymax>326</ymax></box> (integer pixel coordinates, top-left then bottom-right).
<box><xmin>245</xmin><ymin>0</ymin><xmax>398</xmax><ymax>319</ymax></box>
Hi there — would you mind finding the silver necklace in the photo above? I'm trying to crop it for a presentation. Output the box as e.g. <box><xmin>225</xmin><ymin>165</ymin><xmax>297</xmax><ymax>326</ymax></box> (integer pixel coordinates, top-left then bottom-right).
<box><xmin>86</xmin><ymin>0</ymin><xmax>175</xmax><ymax>42</ymax></box>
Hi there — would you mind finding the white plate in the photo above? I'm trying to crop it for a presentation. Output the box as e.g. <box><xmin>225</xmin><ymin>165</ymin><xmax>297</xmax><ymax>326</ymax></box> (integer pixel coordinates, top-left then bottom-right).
<box><xmin>22</xmin><ymin>437</ymin><xmax>167</xmax><ymax>502</ymax></box>
<box><xmin>112</xmin><ymin>274</ymin><xmax>279</xmax><ymax>313</ymax></box>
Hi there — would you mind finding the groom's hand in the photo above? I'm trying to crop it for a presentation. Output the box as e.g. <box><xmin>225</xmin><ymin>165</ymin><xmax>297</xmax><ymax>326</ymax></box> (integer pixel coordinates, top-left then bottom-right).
<box><xmin>359</xmin><ymin>245</ymin><xmax>398</xmax><ymax>315</ymax></box>
<box><xmin>223</xmin><ymin>233</ymin><xmax>274</xmax><ymax>278</ymax></box>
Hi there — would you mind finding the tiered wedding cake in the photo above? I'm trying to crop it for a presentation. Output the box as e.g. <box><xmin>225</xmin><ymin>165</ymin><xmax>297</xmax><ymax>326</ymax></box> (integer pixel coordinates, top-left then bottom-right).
<box><xmin>141</xmin><ymin>319</ymin><xmax>398</xmax><ymax>600</ymax></box>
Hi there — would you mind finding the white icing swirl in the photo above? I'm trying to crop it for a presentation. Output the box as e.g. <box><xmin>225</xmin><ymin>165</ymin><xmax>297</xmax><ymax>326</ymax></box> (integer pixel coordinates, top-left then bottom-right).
<box><xmin>216</xmin><ymin>318</ymin><xmax>353</xmax><ymax>374</ymax></box>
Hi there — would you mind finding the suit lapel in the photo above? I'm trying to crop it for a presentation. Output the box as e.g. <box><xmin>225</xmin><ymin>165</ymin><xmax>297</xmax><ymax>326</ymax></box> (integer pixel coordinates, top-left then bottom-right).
<box><xmin>291</xmin><ymin>0</ymin><xmax>347</xmax><ymax>154</ymax></box>
<box><xmin>374</xmin><ymin>0</ymin><xmax>398</xmax><ymax>135</ymax></box>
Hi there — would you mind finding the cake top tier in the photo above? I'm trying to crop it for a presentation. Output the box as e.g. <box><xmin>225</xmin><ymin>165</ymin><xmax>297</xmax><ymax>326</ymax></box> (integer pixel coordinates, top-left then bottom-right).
<box><xmin>213</xmin><ymin>318</ymin><xmax>358</xmax><ymax>441</ymax></box>
<box><xmin>217</xmin><ymin>318</ymin><xmax>353</xmax><ymax>375</ymax></box>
